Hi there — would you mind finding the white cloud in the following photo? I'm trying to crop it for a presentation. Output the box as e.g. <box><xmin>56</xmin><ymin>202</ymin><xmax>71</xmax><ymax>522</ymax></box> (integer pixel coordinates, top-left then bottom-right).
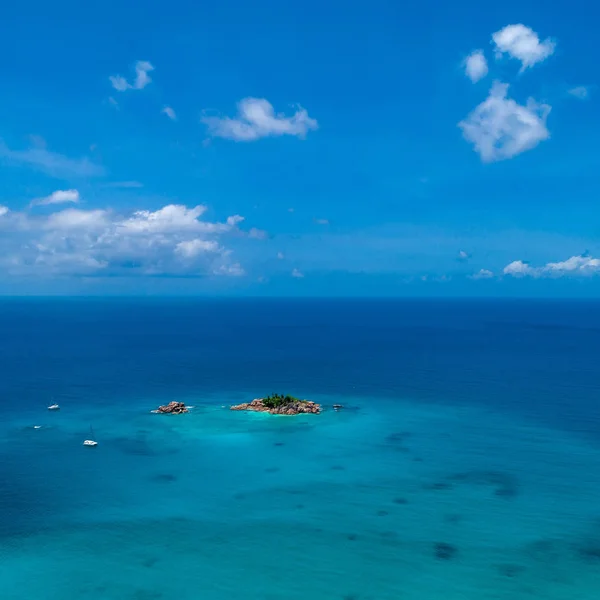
<box><xmin>503</xmin><ymin>260</ymin><xmax>536</xmax><ymax>277</ymax></box>
<box><xmin>0</xmin><ymin>141</ymin><xmax>104</xmax><ymax>179</ymax></box>
<box><xmin>109</xmin><ymin>77</ymin><xmax>129</xmax><ymax>92</ymax></box>
<box><xmin>45</xmin><ymin>208</ymin><xmax>108</xmax><ymax>230</ymax></box>
<box><xmin>277</xmin><ymin>252</ymin><xmax>285</xmax><ymax>260</ymax></box>
<box><xmin>314</xmin><ymin>218</ymin><xmax>329</xmax><ymax>225</ymax></box>
<box><xmin>31</xmin><ymin>189</ymin><xmax>80</xmax><ymax>207</ymax></box>
<box><xmin>116</xmin><ymin>205</ymin><xmax>240</xmax><ymax>235</ymax></box>
<box><xmin>202</xmin><ymin>98</ymin><xmax>318</xmax><ymax>142</ymax></box>
<box><xmin>0</xmin><ymin>206</ymin><xmax>9</xmax><ymax>217</ymax></box>
<box><xmin>215</xmin><ymin>263</ymin><xmax>245</xmax><ymax>277</ymax></box>
<box><xmin>226</xmin><ymin>215</ymin><xmax>245</xmax><ymax>228</ymax></box>
<box><xmin>470</xmin><ymin>268</ymin><xmax>494</xmax><ymax>279</ymax></box>
<box><xmin>458</xmin><ymin>250</ymin><xmax>470</xmax><ymax>260</ymax></box>
<box><xmin>133</xmin><ymin>61</ymin><xmax>154</xmax><ymax>88</ymax></box>
<box><xmin>32</xmin><ymin>250</ymin><xmax>107</xmax><ymax>271</ymax></box>
<box><xmin>464</xmin><ymin>50</ymin><xmax>488</xmax><ymax>82</ymax></box>
<box><xmin>492</xmin><ymin>24</ymin><xmax>555</xmax><ymax>70</ymax></box>
<box><xmin>458</xmin><ymin>82</ymin><xmax>550</xmax><ymax>162</ymax></box>
<box><xmin>544</xmin><ymin>255</ymin><xmax>600</xmax><ymax>274</ymax></box>
<box><xmin>291</xmin><ymin>268</ymin><xmax>304</xmax><ymax>278</ymax></box>
<box><xmin>503</xmin><ymin>254</ymin><xmax>600</xmax><ymax>278</ymax></box>
<box><xmin>109</xmin><ymin>60</ymin><xmax>154</xmax><ymax>92</ymax></box>
<box><xmin>0</xmin><ymin>203</ymin><xmax>249</xmax><ymax>278</ymax></box>
<box><xmin>248</xmin><ymin>227</ymin><xmax>268</xmax><ymax>239</ymax></box>
<box><xmin>568</xmin><ymin>86</ymin><xmax>590</xmax><ymax>100</ymax></box>
<box><xmin>175</xmin><ymin>239</ymin><xmax>221</xmax><ymax>257</ymax></box>
<box><xmin>162</xmin><ymin>106</ymin><xmax>177</xmax><ymax>120</ymax></box>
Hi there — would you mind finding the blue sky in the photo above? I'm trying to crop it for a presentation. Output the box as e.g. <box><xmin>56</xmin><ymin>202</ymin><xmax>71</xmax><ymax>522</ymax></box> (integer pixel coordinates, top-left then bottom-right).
<box><xmin>0</xmin><ymin>0</ymin><xmax>598</xmax><ymax>296</ymax></box>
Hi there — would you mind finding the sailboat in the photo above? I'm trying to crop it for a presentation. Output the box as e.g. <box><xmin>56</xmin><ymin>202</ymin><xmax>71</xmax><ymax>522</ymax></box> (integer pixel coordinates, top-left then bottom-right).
<box><xmin>83</xmin><ymin>425</ymin><xmax>98</xmax><ymax>447</ymax></box>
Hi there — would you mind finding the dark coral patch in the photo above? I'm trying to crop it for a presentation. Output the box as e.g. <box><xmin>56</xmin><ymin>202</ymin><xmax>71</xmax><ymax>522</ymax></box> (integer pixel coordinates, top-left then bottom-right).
<box><xmin>448</xmin><ymin>470</ymin><xmax>518</xmax><ymax>499</ymax></box>
<box><xmin>150</xmin><ymin>473</ymin><xmax>177</xmax><ymax>483</ymax></box>
<box><xmin>422</xmin><ymin>482</ymin><xmax>453</xmax><ymax>491</ymax></box>
<box><xmin>497</xmin><ymin>564</ymin><xmax>526</xmax><ymax>577</ymax></box>
<box><xmin>443</xmin><ymin>513</ymin><xmax>462</xmax><ymax>524</ymax></box>
<box><xmin>434</xmin><ymin>542</ymin><xmax>457</xmax><ymax>560</ymax></box>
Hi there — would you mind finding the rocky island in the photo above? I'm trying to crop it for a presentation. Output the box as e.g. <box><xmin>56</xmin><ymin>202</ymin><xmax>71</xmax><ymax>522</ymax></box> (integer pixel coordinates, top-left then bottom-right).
<box><xmin>155</xmin><ymin>401</ymin><xmax>188</xmax><ymax>414</ymax></box>
<box><xmin>231</xmin><ymin>394</ymin><xmax>321</xmax><ymax>415</ymax></box>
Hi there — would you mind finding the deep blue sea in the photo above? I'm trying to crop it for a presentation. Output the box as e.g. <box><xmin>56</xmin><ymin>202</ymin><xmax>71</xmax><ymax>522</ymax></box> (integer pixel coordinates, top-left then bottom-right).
<box><xmin>2</xmin><ymin>298</ymin><xmax>600</xmax><ymax>599</ymax></box>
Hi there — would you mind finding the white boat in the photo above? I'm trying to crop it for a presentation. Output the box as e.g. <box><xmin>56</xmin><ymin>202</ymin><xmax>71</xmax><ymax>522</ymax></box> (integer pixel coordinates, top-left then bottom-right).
<box><xmin>33</xmin><ymin>425</ymin><xmax>42</xmax><ymax>429</ymax></box>
<box><xmin>83</xmin><ymin>425</ymin><xmax>98</xmax><ymax>447</ymax></box>
<box><xmin>48</xmin><ymin>404</ymin><xmax>60</xmax><ymax>411</ymax></box>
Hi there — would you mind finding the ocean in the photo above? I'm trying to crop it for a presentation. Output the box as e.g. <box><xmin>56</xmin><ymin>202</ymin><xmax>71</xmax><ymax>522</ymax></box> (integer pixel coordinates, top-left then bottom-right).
<box><xmin>1</xmin><ymin>298</ymin><xmax>600</xmax><ymax>599</ymax></box>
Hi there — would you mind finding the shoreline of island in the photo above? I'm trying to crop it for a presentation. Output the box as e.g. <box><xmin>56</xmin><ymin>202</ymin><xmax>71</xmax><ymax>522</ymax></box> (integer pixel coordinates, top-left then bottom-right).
<box><xmin>231</xmin><ymin>394</ymin><xmax>322</xmax><ymax>415</ymax></box>
<box><xmin>151</xmin><ymin>394</ymin><xmax>344</xmax><ymax>416</ymax></box>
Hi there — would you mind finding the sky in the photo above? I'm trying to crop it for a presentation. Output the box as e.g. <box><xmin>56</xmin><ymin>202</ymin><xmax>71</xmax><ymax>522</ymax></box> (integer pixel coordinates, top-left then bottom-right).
<box><xmin>0</xmin><ymin>0</ymin><xmax>599</xmax><ymax>296</ymax></box>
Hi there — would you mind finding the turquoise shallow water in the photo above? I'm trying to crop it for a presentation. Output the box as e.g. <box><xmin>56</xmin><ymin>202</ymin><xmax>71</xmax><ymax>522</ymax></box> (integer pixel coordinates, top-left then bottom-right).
<box><xmin>1</xmin><ymin>299</ymin><xmax>600</xmax><ymax>598</ymax></box>
<box><xmin>4</xmin><ymin>393</ymin><xmax>600</xmax><ymax>599</ymax></box>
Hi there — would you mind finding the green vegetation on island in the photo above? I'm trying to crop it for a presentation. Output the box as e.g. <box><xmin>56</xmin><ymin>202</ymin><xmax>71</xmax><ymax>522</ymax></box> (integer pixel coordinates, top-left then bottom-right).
<box><xmin>261</xmin><ymin>393</ymin><xmax>305</xmax><ymax>409</ymax></box>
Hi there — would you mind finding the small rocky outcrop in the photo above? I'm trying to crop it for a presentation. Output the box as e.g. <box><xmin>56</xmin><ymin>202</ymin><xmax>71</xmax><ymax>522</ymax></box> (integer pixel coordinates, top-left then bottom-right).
<box><xmin>156</xmin><ymin>401</ymin><xmax>188</xmax><ymax>414</ymax></box>
<box><xmin>230</xmin><ymin>398</ymin><xmax>321</xmax><ymax>415</ymax></box>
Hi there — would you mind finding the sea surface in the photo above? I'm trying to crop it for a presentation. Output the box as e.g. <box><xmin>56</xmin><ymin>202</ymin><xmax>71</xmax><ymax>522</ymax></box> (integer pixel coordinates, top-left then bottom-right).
<box><xmin>1</xmin><ymin>298</ymin><xmax>600</xmax><ymax>599</ymax></box>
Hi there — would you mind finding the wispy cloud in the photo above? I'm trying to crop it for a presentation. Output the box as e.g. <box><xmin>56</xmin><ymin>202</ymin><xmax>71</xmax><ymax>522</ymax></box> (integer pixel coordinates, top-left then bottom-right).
<box><xmin>458</xmin><ymin>82</ymin><xmax>550</xmax><ymax>162</ymax></box>
<box><xmin>420</xmin><ymin>274</ymin><xmax>452</xmax><ymax>283</ymax></box>
<box><xmin>470</xmin><ymin>268</ymin><xmax>494</xmax><ymax>279</ymax></box>
<box><xmin>503</xmin><ymin>254</ymin><xmax>600</xmax><ymax>278</ymax></box>
<box><xmin>568</xmin><ymin>86</ymin><xmax>591</xmax><ymax>100</ymax></box>
<box><xmin>109</xmin><ymin>60</ymin><xmax>154</xmax><ymax>92</ymax></box>
<box><xmin>215</xmin><ymin>263</ymin><xmax>245</xmax><ymax>277</ymax></box>
<box><xmin>492</xmin><ymin>24</ymin><xmax>555</xmax><ymax>71</ymax></box>
<box><xmin>248</xmin><ymin>227</ymin><xmax>268</xmax><ymax>239</ymax></box>
<box><xmin>314</xmin><ymin>218</ymin><xmax>329</xmax><ymax>225</ymax></box>
<box><xmin>291</xmin><ymin>268</ymin><xmax>304</xmax><ymax>278</ymax></box>
<box><xmin>464</xmin><ymin>50</ymin><xmax>488</xmax><ymax>83</ymax></box>
<box><xmin>202</xmin><ymin>98</ymin><xmax>318</xmax><ymax>142</ymax></box>
<box><xmin>31</xmin><ymin>189</ymin><xmax>80</xmax><ymax>207</ymax></box>
<box><xmin>0</xmin><ymin>141</ymin><xmax>105</xmax><ymax>179</ymax></box>
<box><xmin>102</xmin><ymin>181</ymin><xmax>144</xmax><ymax>189</ymax></box>
<box><xmin>162</xmin><ymin>106</ymin><xmax>177</xmax><ymax>120</ymax></box>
